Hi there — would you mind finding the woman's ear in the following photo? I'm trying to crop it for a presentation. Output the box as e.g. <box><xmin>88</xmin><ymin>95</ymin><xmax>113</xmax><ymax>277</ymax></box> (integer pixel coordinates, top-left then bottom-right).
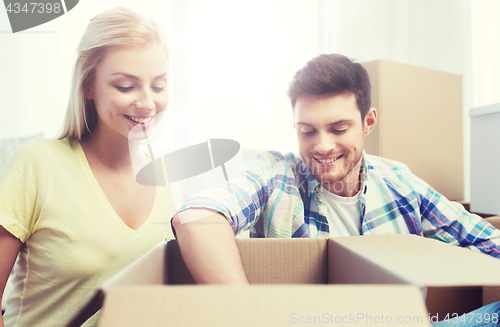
<box><xmin>363</xmin><ymin>107</ymin><xmax>377</xmax><ymax>137</ymax></box>
<box><xmin>84</xmin><ymin>86</ymin><xmax>94</xmax><ymax>99</ymax></box>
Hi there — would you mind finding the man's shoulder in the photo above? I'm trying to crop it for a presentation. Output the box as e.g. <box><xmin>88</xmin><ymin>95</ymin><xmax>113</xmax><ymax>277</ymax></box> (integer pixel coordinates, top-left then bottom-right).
<box><xmin>365</xmin><ymin>154</ymin><xmax>412</xmax><ymax>174</ymax></box>
<box><xmin>364</xmin><ymin>154</ymin><xmax>416</xmax><ymax>188</ymax></box>
<box><xmin>250</xmin><ymin>150</ymin><xmax>303</xmax><ymax>166</ymax></box>
<box><xmin>363</xmin><ymin>154</ymin><xmax>423</xmax><ymax>201</ymax></box>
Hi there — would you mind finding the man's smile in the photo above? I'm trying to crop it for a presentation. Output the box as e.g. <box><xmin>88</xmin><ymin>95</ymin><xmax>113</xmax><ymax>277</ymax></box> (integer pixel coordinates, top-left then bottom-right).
<box><xmin>313</xmin><ymin>154</ymin><xmax>344</xmax><ymax>166</ymax></box>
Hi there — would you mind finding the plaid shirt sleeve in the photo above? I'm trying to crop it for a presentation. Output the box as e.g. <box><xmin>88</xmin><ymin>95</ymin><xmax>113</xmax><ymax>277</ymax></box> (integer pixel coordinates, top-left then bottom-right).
<box><xmin>363</xmin><ymin>154</ymin><xmax>500</xmax><ymax>259</ymax></box>
<box><xmin>178</xmin><ymin>151</ymin><xmax>289</xmax><ymax>235</ymax></box>
<box><xmin>412</xmin><ymin>174</ymin><xmax>500</xmax><ymax>258</ymax></box>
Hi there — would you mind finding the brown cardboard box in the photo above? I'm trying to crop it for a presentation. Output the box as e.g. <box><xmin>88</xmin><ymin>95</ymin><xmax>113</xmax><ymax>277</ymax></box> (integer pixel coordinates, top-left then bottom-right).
<box><xmin>69</xmin><ymin>235</ymin><xmax>500</xmax><ymax>326</ymax></box>
<box><xmin>362</xmin><ymin>59</ymin><xmax>463</xmax><ymax>201</ymax></box>
<box><xmin>96</xmin><ymin>285</ymin><xmax>428</xmax><ymax>326</ymax></box>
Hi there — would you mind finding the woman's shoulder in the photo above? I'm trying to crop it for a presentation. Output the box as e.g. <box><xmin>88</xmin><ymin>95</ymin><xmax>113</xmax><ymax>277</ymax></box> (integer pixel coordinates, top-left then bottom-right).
<box><xmin>42</xmin><ymin>137</ymin><xmax>81</xmax><ymax>152</ymax></box>
<box><xmin>13</xmin><ymin>137</ymin><xmax>74</xmax><ymax>154</ymax></box>
<box><xmin>6</xmin><ymin>137</ymin><xmax>81</xmax><ymax>169</ymax></box>
<box><xmin>5</xmin><ymin>137</ymin><xmax>47</xmax><ymax>164</ymax></box>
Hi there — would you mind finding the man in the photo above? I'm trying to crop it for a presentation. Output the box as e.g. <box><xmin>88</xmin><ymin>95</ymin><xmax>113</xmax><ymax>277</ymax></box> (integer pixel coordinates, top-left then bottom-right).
<box><xmin>172</xmin><ymin>53</ymin><xmax>500</xmax><ymax>285</ymax></box>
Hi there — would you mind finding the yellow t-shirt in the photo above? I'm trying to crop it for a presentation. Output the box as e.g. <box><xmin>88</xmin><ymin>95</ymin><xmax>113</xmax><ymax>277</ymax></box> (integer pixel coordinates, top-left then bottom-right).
<box><xmin>0</xmin><ymin>138</ymin><xmax>176</xmax><ymax>327</ymax></box>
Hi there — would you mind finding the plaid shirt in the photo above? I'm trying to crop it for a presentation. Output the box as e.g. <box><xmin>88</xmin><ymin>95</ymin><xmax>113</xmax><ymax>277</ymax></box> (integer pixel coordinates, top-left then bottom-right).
<box><xmin>180</xmin><ymin>151</ymin><xmax>500</xmax><ymax>258</ymax></box>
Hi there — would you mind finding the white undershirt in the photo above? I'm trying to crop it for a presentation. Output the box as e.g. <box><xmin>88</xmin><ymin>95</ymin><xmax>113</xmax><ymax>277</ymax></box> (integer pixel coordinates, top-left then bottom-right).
<box><xmin>321</xmin><ymin>188</ymin><xmax>361</xmax><ymax>237</ymax></box>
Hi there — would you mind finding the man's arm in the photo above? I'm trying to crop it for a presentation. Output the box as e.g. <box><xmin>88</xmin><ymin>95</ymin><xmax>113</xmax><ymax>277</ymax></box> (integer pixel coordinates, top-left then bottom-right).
<box><xmin>171</xmin><ymin>208</ymin><xmax>249</xmax><ymax>284</ymax></box>
<box><xmin>171</xmin><ymin>151</ymin><xmax>294</xmax><ymax>282</ymax></box>
<box><xmin>413</xmin><ymin>175</ymin><xmax>500</xmax><ymax>257</ymax></box>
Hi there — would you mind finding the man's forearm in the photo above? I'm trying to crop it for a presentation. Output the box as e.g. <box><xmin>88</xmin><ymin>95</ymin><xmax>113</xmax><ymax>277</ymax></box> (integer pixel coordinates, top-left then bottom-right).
<box><xmin>172</xmin><ymin>209</ymin><xmax>249</xmax><ymax>284</ymax></box>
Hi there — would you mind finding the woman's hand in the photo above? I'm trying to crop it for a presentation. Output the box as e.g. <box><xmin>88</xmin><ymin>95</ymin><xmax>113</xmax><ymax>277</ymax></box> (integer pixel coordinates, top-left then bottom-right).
<box><xmin>0</xmin><ymin>226</ymin><xmax>22</xmax><ymax>326</ymax></box>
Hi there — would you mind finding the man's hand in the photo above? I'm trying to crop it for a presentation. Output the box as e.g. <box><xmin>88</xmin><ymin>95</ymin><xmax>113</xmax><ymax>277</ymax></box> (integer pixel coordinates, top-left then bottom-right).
<box><xmin>172</xmin><ymin>209</ymin><xmax>249</xmax><ymax>284</ymax></box>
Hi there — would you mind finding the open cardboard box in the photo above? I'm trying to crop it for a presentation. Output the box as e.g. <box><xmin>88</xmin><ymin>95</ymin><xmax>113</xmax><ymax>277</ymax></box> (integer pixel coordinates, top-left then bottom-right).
<box><xmin>68</xmin><ymin>235</ymin><xmax>500</xmax><ymax>326</ymax></box>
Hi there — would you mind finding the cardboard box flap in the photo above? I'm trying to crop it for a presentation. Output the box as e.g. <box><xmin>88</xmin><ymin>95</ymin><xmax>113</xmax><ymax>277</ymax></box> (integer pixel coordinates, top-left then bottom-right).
<box><xmin>329</xmin><ymin>237</ymin><xmax>411</xmax><ymax>285</ymax></box>
<box><xmin>330</xmin><ymin>235</ymin><xmax>500</xmax><ymax>287</ymax></box>
<box><xmin>237</xmin><ymin>238</ymin><xmax>328</xmax><ymax>284</ymax></box>
<box><xmin>166</xmin><ymin>238</ymin><xmax>328</xmax><ymax>284</ymax></box>
<box><xmin>97</xmin><ymin>285</ymin><xmax>431</xmax><ymax>327</ymax></box>
<box><xmin>66</xmin><ymin>241</ymin><xmax>168</xmax><ymax>327</ymax></box>
<box><xmin>102</xmin><ymin>241</ymin><xmax>168</xmax><ymax>289</ymax></box>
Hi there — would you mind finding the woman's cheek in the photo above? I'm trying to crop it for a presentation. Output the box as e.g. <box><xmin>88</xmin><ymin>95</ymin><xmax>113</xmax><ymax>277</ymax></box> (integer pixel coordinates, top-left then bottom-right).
<box><xmin>156</xmin><ymin>95</ymin><xmax>169</xmax><ymax>112</ymax></box>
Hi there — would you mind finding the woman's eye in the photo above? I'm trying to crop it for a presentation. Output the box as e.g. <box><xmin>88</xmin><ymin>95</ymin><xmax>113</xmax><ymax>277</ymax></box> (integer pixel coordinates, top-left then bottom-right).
<box><xmin>152</xmin><ymin>86</ymin><xmax>165</xmax><ymax>92</ymax></box>
<box><xmin>115</xmin><ymin>86</ymin><xmax>134</xmax><ymax>92</ymax></box>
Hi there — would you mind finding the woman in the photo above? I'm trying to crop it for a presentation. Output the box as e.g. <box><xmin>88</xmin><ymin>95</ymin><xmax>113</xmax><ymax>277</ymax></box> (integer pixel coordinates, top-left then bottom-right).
<box><xmin>0</xmin><ymin>7</ymin><xmax>175</xmax><ymax>327</ymax></box>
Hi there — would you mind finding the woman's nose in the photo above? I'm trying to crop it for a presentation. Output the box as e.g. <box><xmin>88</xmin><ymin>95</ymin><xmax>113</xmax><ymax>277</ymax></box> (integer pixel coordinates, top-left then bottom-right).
<box><xmin>136</xmin><ymin>88</ymin><xmax>155</xmax><ymax>112</ymax></box>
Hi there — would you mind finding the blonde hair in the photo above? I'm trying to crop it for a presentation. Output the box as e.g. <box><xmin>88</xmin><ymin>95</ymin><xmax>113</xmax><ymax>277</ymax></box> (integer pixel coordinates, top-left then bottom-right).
<box><xmin>59</xmin><ymin>7</ymin><xmax>169</xmax><ymax>140</ymax></box>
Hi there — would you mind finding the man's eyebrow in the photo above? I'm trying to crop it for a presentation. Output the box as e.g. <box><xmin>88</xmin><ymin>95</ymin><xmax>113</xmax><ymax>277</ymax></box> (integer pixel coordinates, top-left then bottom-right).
<box><xmin>296</xmin><ymin>122</ymin><xmax>314</xmax><ymax>126</ymax></box>
<box><xmin>110</xmin><ymin>72</ymin><xmax>167</xmax><ymax>80</ymax></box>
<box><xmin>296</xmin><ymin>119</ymin><xmax>353</xmax><ymax>126</ymax></box>
<box><xmin>328</xmin><ymin>119</ymin><xmax>353</xmax><ymax>126</ymax></box>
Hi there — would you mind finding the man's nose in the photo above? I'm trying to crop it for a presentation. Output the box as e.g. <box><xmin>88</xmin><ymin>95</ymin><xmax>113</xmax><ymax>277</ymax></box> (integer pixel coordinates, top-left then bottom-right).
<box><xmin>314</xmin><ymin>133</ymin><xmax>335</xmax><ymax>154</ymax></box>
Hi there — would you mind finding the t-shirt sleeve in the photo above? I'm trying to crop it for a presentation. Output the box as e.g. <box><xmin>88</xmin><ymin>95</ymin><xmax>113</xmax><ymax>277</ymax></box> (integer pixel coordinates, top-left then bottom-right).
<box><xmin>0</xmin><ymin>139</ymin><xmax>50</xmax><ymax>242</ymax></box>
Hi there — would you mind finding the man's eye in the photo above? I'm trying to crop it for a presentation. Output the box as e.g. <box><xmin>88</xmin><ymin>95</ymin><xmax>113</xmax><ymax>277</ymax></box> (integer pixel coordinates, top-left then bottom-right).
<box><xmin>300</xmin><ymin>126</ymin><xmax>316</xmax><ymax>135</ymax></box>
<box><xmin>115</xmin><ymin>86</ymin><xmax>134</xmax><ymax>92</ymax></box>
<box><xmin>332</xmin><ymin>129</ymin><xmax>347</xmax><ymax>134</ymax></box>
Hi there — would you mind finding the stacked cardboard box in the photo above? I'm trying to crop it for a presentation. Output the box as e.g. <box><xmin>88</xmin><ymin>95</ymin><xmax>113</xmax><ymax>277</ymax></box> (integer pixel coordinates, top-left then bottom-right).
<box><xmin>361</xmin><ymin>59</ymin><xmax>463</xmax><ymax>201</ymax></box>
<box><xmin>69</xmin><ymin>235</ymin><xmax>500</xmax><ymax>326</ymax></box>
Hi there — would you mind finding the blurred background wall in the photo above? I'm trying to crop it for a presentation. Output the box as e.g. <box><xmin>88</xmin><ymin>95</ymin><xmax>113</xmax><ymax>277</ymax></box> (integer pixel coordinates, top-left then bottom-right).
<box><xmin>1</xmin><ymin>0</ymin><xmax>499</xmax><ymax>202</ymax></box>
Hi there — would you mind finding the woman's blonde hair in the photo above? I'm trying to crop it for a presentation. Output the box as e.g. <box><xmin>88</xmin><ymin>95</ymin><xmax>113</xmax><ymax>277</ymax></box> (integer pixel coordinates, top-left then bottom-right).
<box><xmin>59</xmin><ymin>7</ymin><xmax>169</xmax><ymax>140</ymax></box>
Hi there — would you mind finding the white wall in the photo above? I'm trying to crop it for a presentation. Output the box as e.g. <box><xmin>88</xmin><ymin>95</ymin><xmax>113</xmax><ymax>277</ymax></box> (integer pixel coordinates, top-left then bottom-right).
<box><xmin>0</xmin><ymin>0</ymin><xmax>172</xmax><ymax>139</ymax></box>
<box><xmin>169</xmin><ymin>0</ymin><xmax>319</xmax><ymax>153</ymax></box>
<box><xmin>470</xmin><ymin>0</ymin><xmax>500</xmax><ymax>108</ymax></box>
<box><xmin>0</xmin><ymin>0</ymin><xmax>317</xmax><ymax>151</ymax></box>
<box><xmin>1</xmin><ymin>0</ymin><xmax>499</xmax><ymax>202</ymax></box>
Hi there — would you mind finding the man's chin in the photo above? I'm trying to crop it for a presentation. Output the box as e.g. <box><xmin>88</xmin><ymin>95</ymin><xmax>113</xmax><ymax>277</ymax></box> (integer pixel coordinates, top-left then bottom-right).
<box><xmin>310</xmin><ymin>160</ymin><xmax>352</xmax><ymax>183</ymax></box>
<box><xmin>312</xmin><ymin>172</ymin><xmax>343</xmax><ymax>185</ymax></box>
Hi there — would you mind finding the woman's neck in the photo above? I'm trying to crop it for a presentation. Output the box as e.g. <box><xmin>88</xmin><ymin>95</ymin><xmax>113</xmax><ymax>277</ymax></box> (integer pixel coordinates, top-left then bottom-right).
<box><xmin>80</xmin><ymin>124</ymin><xmax>142</xmax><ymax>173</ymax></box>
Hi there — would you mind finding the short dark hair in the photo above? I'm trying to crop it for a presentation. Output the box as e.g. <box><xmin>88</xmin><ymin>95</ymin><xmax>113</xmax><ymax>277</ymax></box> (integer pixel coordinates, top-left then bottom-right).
<box><xmin>287</xmin><ymin>54</ymin><xmax>371</xmax><ymax>121</ymax></box>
